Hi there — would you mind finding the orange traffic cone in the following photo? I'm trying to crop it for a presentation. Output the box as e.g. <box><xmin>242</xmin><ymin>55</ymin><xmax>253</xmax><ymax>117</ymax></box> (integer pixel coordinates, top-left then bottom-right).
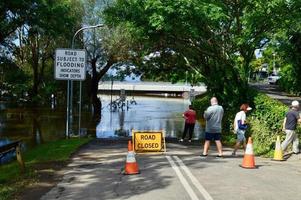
<box><xmin>240</xmin><ymin>137</ymin><xmax>256</xmax><ymax>169</ymax></box>
<box><xmin>124</xmin><ymin>140</ymin><xmax>140</xmax><ymax>175</ymax></box>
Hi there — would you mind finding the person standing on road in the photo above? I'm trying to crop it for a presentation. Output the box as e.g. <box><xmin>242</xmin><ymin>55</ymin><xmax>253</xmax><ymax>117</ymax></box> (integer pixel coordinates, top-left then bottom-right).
<box><xmin>179</xmin><ymin>105</ymin><xmax>196</xmax><ymax>142</ymax></box>
<box><xmin>281</xmin><ymin>100</ymin><xmax>301</xmax><ymax>154</ymax></box>
<box><xmin>201</xmin><ymin>97</ymin><xmax>224</xmax><ymax>157</ymax></box>
<box><xmin>232</xmin><ymin>104</ymin><xmax>252</xmax><ymax>156</ymax></box>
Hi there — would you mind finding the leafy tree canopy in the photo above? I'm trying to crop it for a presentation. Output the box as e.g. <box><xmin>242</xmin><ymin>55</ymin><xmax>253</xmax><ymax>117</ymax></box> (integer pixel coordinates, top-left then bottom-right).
<box><xmin>104</xmin><ymin>0</ymin><xmax>298</xmax><ymax>107</ymax></box>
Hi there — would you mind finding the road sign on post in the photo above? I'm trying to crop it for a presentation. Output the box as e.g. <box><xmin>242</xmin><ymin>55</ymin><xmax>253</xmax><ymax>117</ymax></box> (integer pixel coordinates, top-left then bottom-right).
<box><xmin>55</xmin><ymin>48</ymin><xmax>86</xmax><ymax>81</ymax></box>
<box><xmin>55</xmin><ymin>48</ymin><xmax>86</xmax><ymax>138</ymax></box>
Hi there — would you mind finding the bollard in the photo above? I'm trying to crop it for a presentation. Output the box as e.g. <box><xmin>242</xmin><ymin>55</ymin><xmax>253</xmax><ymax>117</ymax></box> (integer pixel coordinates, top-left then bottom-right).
<box><xmin>16</xmin><ymin>144</ymin><xmax>25</xmax><ymax>173</ymax></box>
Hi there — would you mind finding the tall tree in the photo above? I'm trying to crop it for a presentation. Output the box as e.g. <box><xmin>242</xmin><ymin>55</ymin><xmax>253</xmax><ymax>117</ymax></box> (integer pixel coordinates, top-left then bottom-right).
<box><xmin>277</xmin><ymin>1</ymin><xmax>301</xmax><ymax>94</ymax></box>
<box><xmin>104</xmin><ymin>0</ymin><xmax>297</xmax><ymax>108</ymax></box>
<box><xmin>80</xmin><ymin>0</ymin><xmax>133</xmax><ymax>119</ymax></box>
<box><xmin>0</xmin><ymin>0</ymin><xmax>37</xmax><ymax>45</ymax></box>
<box><xmin>12</xmin><ymin>0</ymin><xmax>84</xmax><ymax>101</ymax></box>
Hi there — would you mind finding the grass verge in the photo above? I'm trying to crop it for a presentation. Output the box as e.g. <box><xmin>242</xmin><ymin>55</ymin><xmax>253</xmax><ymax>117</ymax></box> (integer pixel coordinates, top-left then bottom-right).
<box><xmin>0</xmin><ymin>138</ymin><xmax>92</xmax><ymax>200</ymax></box>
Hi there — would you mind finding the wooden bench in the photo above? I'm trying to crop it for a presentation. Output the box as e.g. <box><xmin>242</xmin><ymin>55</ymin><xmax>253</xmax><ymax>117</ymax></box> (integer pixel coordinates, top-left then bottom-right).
<box><xmin>0</xmin><ymin>141</ymin><xmax>25</xmax><ymax>172</ymax></box>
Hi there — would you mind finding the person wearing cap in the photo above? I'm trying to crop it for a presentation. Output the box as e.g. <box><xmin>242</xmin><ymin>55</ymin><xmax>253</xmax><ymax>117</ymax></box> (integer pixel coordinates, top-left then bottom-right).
<box><xmin>281</xmin><ymin>100</ymin><xmax>301</xmax><ymax>154</ymax></box>
<box><xmin>232</xmin><ymin>103</ymin><xmax>252</xmax><ymax>156</ymax></box>
<box><xmin>200</xmin><ymin>97</ymin><xmax>224</xmax><ymax>158</ymax></box>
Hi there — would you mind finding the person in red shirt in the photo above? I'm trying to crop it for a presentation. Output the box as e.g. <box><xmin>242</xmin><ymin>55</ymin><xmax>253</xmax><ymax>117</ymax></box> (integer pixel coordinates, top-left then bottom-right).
<box><xmin>179</xmin><ymin>105</ymin><xmax>196</xmax><ymax>142</ymax></box>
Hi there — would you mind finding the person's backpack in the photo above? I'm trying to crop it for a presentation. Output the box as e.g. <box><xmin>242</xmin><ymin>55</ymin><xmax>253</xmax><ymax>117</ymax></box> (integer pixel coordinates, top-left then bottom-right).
<box><xmin>238</xmin><ymin>120</ymin><xmax>248</xmax><ymax>130</ymax></box>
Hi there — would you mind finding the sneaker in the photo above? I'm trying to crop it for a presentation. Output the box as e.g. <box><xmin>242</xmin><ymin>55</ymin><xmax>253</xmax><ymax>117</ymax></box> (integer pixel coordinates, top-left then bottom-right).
<box><xmin>179</xmin><ymin>139</ymin><xmax>184</xmax><ymax>142</ymax></box>
<box><xmin>188</xmin><ymin>140</ymin><xmax>192</xmax><ymax>143</ymax></box>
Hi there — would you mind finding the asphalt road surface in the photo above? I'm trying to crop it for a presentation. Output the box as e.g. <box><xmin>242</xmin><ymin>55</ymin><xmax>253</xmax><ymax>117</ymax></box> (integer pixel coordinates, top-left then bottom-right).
<box><xmin>39</xmin><ymin>83</ymin><xmax>301</xmax><ymax>200</ymax></box>
<box><xmin>250</xmin><ymin>83</ymin><xmax>301</xmax><ymax>106</ymax></box>
<box><xmin>40</xmin><ymin>140</ymin><xmax>301</xmax><ymax>200</ymax></box>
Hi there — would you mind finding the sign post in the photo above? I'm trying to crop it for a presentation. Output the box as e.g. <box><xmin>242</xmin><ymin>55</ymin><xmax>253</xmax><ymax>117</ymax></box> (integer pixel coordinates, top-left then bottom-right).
<box><xmin>55</xmin><ymin>48</ymin><xmax>86</xmax><ymax>138</ymax></box>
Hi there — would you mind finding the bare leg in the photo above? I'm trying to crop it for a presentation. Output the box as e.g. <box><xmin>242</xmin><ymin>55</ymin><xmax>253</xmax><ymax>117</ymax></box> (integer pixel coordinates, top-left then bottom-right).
<box><xmin>233</xmin><ymin>141</ymin><xmax>241</xmax><ymax>154</ymax></box>
<box><xmin>203</xmin><ymin>140</ymin><xmax>210</xmax><ymax>155</ymax></box>
<box><xmin>215</xmin><ymin>140</ymin><xmax>223</xmax><ymax>156</ymax></box>
<box><xmin>242</xmin><ymin>141</ymin><xmax>247</xmax><ymax>150</ymax></box>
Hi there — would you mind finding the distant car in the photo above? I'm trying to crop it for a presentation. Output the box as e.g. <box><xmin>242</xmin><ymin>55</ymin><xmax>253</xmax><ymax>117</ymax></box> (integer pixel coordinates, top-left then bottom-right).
<box><xmin>268</xmin><ymin>74</ymin><xmax>280</xmax><ymax>84</ymax></box>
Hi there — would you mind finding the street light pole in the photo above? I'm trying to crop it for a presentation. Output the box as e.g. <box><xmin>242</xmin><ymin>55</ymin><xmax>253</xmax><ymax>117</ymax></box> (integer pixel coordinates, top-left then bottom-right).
<box><xmin>273</xmin><ymin>53</ymin><xmax>276</xmax><ymax>74</ymax></box>
<box><xmin>110</xmin><ymin>75</ymin><xmax>113</xmax><ymax>111</ymax></box>
<box><xmin>70</xmin><ymin>24</ymin><xmax>104</xmax><ymax>137</ymax></box>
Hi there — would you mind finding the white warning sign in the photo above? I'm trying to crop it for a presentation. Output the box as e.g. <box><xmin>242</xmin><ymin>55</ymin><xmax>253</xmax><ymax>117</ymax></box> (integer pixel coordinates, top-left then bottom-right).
<box><xmin>54</xmin><ymin>49</ymin><xmax>86</xmax><ymax>80</ymax></box>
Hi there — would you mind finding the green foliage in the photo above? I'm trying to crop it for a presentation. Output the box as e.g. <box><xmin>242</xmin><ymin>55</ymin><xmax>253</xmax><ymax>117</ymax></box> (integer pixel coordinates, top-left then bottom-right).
<box><xmin>252</xmin><ymin>93</ymin><xmax>288</xmax><ymax>131</ymax></box>
<box><xmin>193</xmin><ymin>91</ymin><xmax>297</xmax><ymax>157</ymax></box>
<box><xmin>249</xmin><ymin>93</ymin><xmax>288</xmax><ymax>156</ymax></box>
<box><xmin>0</xmin><ymin>138</ymin><xmax>91</xmax><ymax>200</ymax></box>
<box><xmin>25</xmin><ymin>138</ymin><xmax>91</xmax><ymax>163</ymax></box>
<box><xmin>279</xmin><ymin>64</ymin><xmax>300</xmax><ymax>95</ymax></box>
<box><xmin>249</xmin><ymin>118</ymin><xmax>275</xmax><ymax>157</ymax></box>
<box><xmin>191</xmin><ymin>95</ymin><xmax>209</xmax><ymax>117</ymax></box>
<box><xmin>104</xmin><ymin>0</ymin><xmax>298</xmax><ymax>109</ymax></box>
<box><xmin>0</xmin><ymin>0</ymin><xmax>35</xmax><ymax>44</ymax></box>
<box><xmin>279</xmin><ymin>32</ymin><xmax>301</xmax><ymax>95</ymax></box>
<box><xmin>1</xmin><ymin>0</ymin><xmax>84</xmax><ymax>103</ymax></box>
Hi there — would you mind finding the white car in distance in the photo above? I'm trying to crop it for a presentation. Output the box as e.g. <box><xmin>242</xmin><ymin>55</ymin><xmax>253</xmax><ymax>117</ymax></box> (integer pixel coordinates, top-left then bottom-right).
<box><xmin>268</xmin><ymin>73</ymin><xmax>280</xmax><ymax>84</ymax></box>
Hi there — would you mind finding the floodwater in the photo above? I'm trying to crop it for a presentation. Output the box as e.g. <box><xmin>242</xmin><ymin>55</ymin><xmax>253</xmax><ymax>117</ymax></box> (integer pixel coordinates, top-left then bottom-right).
<box><xmin>96</xmin><ymin>95</ymin><xmax>203</xmax><ymax>139</ymax></box>
<box><xmin>0</xmin><ymin>95</ymin><xmax>204</xmax><ymax>160</ymax></box>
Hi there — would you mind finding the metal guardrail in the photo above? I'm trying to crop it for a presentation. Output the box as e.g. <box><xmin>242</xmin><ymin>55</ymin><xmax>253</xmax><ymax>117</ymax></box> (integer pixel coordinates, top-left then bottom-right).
<box><xmin>99</xmin><ymin>81</ymin><xmax>207</xmax><ymax>93</ymax></box>
<box><xmin>0</xmin><ymin>141</ymin><xmax>25</xmax><ymax>172</ymax></box>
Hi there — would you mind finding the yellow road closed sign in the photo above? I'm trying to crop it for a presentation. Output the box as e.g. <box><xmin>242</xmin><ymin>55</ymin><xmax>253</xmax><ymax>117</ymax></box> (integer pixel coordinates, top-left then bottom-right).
<box><xmin>132</xmin><ymin>131</ymin><xmax>165</xmax><ymax>153</ymax></box>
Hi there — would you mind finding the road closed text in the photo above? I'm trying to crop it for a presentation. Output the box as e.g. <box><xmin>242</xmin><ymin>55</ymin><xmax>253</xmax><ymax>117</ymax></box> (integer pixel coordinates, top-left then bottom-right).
<box><xmin>134</xmin><ymin>132</ymin><xmax>162</xmax><ymax>152</ymax></box>
<box><xmin>137</xmin><ymin>142</ymin><xmax>159</xmax><ymax>149</ymax></box>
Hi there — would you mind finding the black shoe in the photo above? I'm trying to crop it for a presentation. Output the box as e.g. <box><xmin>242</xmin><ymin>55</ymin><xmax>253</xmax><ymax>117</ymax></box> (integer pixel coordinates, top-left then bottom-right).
<box><xmin>216</xmin><ymin>155</ymin><xmax>224</xmax><ymax>158</ymax></box>
<box><xmin>200</xmin><ymin>154</ymin><xmax>208</xmax><ymax>157</ymax></box>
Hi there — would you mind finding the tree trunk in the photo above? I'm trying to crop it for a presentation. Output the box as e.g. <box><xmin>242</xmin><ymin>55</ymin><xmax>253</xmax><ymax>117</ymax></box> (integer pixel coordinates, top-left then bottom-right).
<box><xmin>90</xmin><ymin>59</ymin><xmax>102</xmax><ymax>120</ymax></box>
<box><xmin>90</xmin><ymin>57</ymin><xmax>115</xmax><ymax>120</ymax></box>
<box><xmin>202</xmin><ymin>62</ymin><xmax>251</xmax><ymax>110</ymax></box>
<box><xmin>31</xmin><ymin>37</ymin><xmax>39</xmax><ymax>99</ymax></box>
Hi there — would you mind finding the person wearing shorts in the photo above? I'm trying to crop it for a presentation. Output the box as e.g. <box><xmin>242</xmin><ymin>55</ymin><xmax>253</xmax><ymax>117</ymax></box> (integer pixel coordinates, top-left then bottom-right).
<box><xmin>232</xmin><ymin>104</ymin><xmax>252</xmax><ymax>156</ymax></box>
<box><xmin>201</xmin><ymin>97</ymin><xmax>224</xmax><ymax>157</ymax></box>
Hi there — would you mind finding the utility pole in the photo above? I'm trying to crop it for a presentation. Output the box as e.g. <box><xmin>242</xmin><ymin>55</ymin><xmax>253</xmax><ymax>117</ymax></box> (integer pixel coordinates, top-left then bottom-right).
<box><xmin>273</xmin><ymin>53</ymin><xmax>276</xmax><ymax>74</ymax></box>
<box><xmin>69</xmin><ymin>24</ymin><xmax>104</xmax><ymax>137</ymax></box>
<box><xmin>110</xmin><ymin>76</ymin><xmax>113</xmax><ymax>111</ymax></box>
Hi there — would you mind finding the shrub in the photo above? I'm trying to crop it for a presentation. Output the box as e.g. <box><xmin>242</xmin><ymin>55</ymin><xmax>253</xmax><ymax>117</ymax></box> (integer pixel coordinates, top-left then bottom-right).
<box><xmin>192</xmin><ymin>95</ymin><xmax>209</xmax><ymax>117</ymax></box>
<box><xmin>278</xmin><ymin>64</ymin><xmax>300</xmax><ymax>95</ymax></box>
<box><xmin>249</xmin><ymin>93</ymin><xmax>289</xmax><ymax>156</ymax></box>
<box><xmin>194</xmin><ymin>92</ymin><xmax>300</xmax><ymax>157</ymax></box>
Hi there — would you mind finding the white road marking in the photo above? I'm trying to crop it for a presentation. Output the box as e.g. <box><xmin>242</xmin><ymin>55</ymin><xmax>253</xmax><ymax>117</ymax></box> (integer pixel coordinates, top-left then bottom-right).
<box><xmin>173</xmin><ymin>156</ymin><xmax>214</xmax><ymax>200</ymax></box>
<box><xmin>166</xmin><ymin>156</ymin><xmax>199</xmax><ymax>200</ymax></box>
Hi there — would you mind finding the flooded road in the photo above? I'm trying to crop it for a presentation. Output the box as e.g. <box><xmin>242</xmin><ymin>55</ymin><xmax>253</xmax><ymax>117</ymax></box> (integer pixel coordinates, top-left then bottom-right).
<box><xmin>96</xmin><ymin>95</ymin><xmax>203</xmax><ymax>139</ymax></box>
<box><xmin>0</xmin><ymin>103</ymin><xmax>67</xmax><ymax>149</ymax></box>
<box><xmin>0</xmin><ymin>95</ymin><xmax>203</xmax><ymax>151</ymax></box>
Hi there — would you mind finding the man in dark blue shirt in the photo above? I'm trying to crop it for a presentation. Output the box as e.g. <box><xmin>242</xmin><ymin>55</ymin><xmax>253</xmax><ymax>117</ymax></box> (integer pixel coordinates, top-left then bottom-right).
<box><xmin>281</xmin><ymin>100</ymin><xmax>301</xmax><ymax>154</ymax></box>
